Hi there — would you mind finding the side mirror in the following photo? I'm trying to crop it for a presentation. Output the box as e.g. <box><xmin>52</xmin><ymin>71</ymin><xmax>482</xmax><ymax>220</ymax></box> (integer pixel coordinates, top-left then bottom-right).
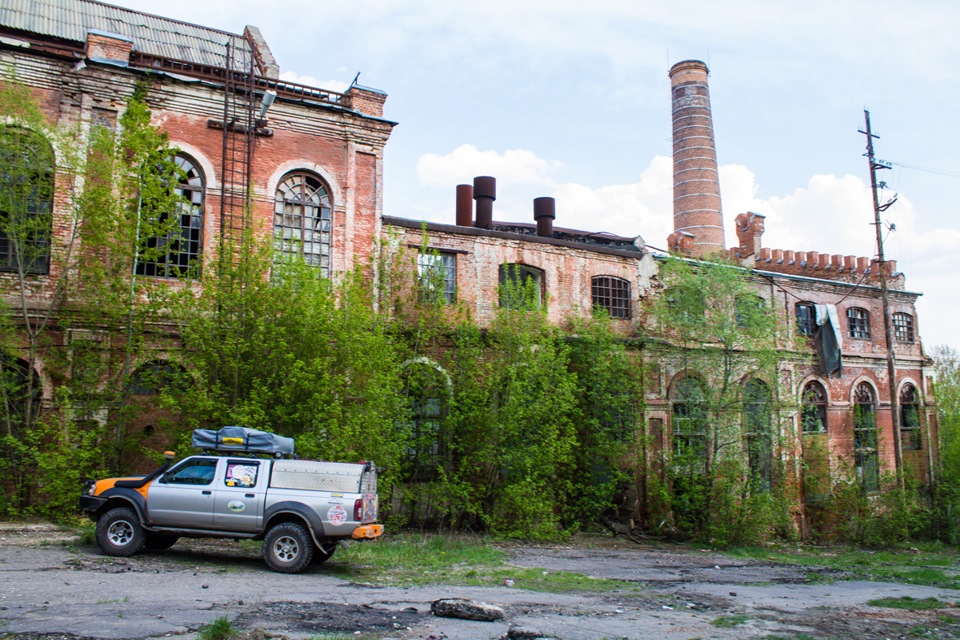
<box><xmin>163</xmin><ymin>451</ymin><xmax>176</xmax><ymax>461</ymax></box>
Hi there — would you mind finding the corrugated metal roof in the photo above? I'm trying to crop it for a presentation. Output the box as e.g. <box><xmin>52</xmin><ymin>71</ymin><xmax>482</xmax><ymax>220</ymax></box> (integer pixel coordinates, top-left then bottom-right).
<box><xmin>0</xmin><ymin>0</ymin><xmax>251</xmax><ymax>68</ymax></box>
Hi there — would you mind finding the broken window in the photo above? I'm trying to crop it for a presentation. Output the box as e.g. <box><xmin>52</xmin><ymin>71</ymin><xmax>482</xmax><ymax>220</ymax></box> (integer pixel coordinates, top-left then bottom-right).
<box><xmin>801</xmin><ymin>380</ymin><xmax>827</xmax><ymax>433</ymax></box>
<box><xmin>0</xmin><ymin>356</ymin><xmax>42</xmax><ymax>438</ymax></box>
<box><xmin>795</xmin><ymin>302</ymin><xmax>816</xmax><ymax>337</ymax></box>
<box><xmin>129</xmin><ymin>360</ymin><xmax>189</xmax><ymax>395</ymax></box>
<box><xmin>900</xmin><ymin>383</ymin><xmax>922</xmax><ymax>451</ymax></box>
<box><xmin>401</xmin><ymin>361</ymin><xmax>451</xmax><ymax>482</ymax></box>
<box><xmin>743</xmin><ymin>378</ymin><xmax>773</xmax><ymax>490</ymax></box>
<box><xmin>735</xmin><ymin>294</ymin><xmax>765</xmax><ymax>329</ymax></box>
<box><xmin>498</xmin><ymin>263</ymin><xmax>543</xmax><ymax>309</ymax></box>
<box><xmin>591</xmin><ymin>275</ymin><xmax>631</xmax><ymax>319</ymax></box>
<box><xmin>893</xmin><ymin>312</ymin><xmax>915</xmax><ymax>344</ymax></box>
<box><xmin>846</xmin><ymin>307</ymin><xmax>871</xmax><ymax>340</ymax></box>
<box><xmin>672</xmin><ymin>377</ymin><xmax>708</xmax><ymax>461</ymax></box>
<box><xmin>136</xmin><ymin>154</ymin><xmax>204</xmax><ymax>278</ymax></box>
<box><xmin>853</xmin><ymin>382</ymin><xmax>879</xmax><ymax>492</ymax></box>
<box><xmin>273</xmin><ymin>171</ymin><xmax>332</xmax><ymax>277</ymax></box>
<box><xmin>417</xmin><ymin>251</ymin><xmax>456</xmax><ymax>304</ymax></box>
<box><xmin>0</xmin><ymin>126</ymin><xmax>54</xmax><ymax>275</ymax></box>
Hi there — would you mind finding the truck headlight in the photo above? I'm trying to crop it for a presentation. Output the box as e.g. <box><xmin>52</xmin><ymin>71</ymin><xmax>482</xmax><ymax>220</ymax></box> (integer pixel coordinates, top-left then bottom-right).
<box><xmin>82</xmin><ymin>479</ymin><xmax>96</xmax><ymax>496</ymax></box>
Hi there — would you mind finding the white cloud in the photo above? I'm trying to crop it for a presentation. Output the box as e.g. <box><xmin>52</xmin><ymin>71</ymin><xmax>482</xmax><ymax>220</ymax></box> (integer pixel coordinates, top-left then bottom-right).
<box><xmin>416</xmin><ymin>144</ymin><xmax>560</xmax><ymax>188</ymax></box>
<box><xmin>278</xmin><ymin>71</ymin><xmax>350</xmax><ymax>94</ymax></box>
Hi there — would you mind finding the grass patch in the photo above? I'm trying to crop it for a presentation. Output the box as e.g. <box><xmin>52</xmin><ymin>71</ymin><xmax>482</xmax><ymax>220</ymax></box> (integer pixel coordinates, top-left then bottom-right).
<box><xmin>329</xmin><ymin>534</ymin><xmax>639</xmax><ymax>594</ymax></box>
<box><xmin>726</xmin><ymin>543</ymin><xmax>960</xmax><ymax>590</ymax></box>
<box><xmin>711</xmin><ymin>614</ymin><xmax>750</xmax><ymax>627</ymax></box>
<box><xmin>197</xmin><ymin>616</ymin><xmax>235</xmax><ymax>640</ymax></box>
<box><xmin>867</xmin><ymin>596</ymin><xmax>950</xmax><ymax>610</ymax></box>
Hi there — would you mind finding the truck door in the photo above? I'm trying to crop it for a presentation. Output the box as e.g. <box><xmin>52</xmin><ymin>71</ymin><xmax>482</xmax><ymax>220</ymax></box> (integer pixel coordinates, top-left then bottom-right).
<box><xmin>145</xmin><ymin>457</ymin><xmax>219</xmax><ymax>527</ymax></box>
<box><xmin>213</xmin><ymin>460</ymin><xmax>265</xmax><ymax>532</ymax></box>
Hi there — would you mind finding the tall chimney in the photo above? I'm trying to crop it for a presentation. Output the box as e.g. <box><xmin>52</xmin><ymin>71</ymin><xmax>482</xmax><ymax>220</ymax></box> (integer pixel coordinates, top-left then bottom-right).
<box><xmin>456</xmin><ymin>184</ymin><xmax>473</xmax><ymax>226</ymax></box>
<box><xmin>669</xmin><ymin>60</ymin><xmax>724</xmax><ymax>257</ymax></box>
<box><xmin>473</xmin><ymin>176</ymin><xmax>495</xmax><ymax>229</ymax></box>
<box><xmin>533</xmin><ymin>197</ymin><xmax>555</xmax><ymax>237</ymax></box>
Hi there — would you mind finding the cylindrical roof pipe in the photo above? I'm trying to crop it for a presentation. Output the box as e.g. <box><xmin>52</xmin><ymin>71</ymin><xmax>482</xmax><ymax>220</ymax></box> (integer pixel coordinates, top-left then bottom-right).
<box><xmin>533</xmin><ymin>197</ymin><xmax>555</xmax><ymax>237</ymax></box>
<box><xmin>473</xmin><ymin>176</ymin><xmax>496</xmax><ymax>229</ymax></box>
<box><xmin>455</xmin><ymin>184</ymin><xmax>473</xmax><ymax>226</ymax></box>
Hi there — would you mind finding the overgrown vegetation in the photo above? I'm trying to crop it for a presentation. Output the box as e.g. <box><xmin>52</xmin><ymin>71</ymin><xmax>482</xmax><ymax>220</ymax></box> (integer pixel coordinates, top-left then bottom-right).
<box><xmin>647</xmin><ymin>257</ymin><xmax>793</xmax><ymax>545</ymax></box>
<box><xmin>329</xmin><ymin>534</ymin><xmax>638</xmax><ymax>593</ymax></box>
<box><xmin>0</xmin><ymin>78</ymin><xmax>957</xmax><ymax>549</ymax></box>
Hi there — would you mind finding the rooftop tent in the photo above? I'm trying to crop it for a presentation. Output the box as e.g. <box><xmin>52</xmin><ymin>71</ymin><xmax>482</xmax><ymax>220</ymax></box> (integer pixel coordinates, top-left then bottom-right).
<box><xmin>192</xmin><ymin>426</ymin><xmax>295</xmax><ymax>457</ymax></box>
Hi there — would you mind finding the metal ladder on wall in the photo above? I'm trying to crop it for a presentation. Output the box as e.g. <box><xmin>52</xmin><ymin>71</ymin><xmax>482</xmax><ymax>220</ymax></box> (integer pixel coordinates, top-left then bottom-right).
<box><xmin>218</xmin><ymin>39</ymin><xmax>257</xmax><ymax>268</ymax></box>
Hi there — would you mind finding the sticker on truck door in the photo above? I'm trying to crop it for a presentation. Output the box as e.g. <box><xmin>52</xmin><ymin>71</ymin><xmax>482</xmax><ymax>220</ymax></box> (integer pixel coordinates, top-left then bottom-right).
<box><xmin>328</xmin><ymin>505</ymin><xmax>347</xmax><ymax>526</ymax></box>
<box><xmin>227</xmin><ymin>500</ymin><xmax>246</xmax><ymax>512</ymax></box>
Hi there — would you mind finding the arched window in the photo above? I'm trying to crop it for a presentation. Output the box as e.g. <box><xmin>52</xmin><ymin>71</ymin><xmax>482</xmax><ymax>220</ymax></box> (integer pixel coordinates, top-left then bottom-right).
<box><xmin>846</xmin><ymin>307</ymin><xmax>871</xmax><ymax>340</ymax></box>
<box><xmin>795</xmin><ymin>302</ymin><xmax>816</xmax><ymax>337</ymax></box>
<box><xmin>853</xmin><ymin>382</ymin><xmax>879</xmax><ymax>491</ymax></box>
<box><xmin>592</xmin><ymin>275</ymin><xmax>631</xmax><ymax>319</ymax></box>
<box><xmin>136</xmin><ymin>155</ymin><xmax>204</xmax><ymax>278</ymax></box>
<box><xmin>743</xmin><ymin>378</ymin><xmax>773</xmax><ymax>488</ymax></box>
<box><xmin>401</xmin><ymin>361</ymin><xmax>451</xmax><ymax>482</ymax></box>
<box><xmin>900</xmin><ymin>383</ymin><xmax>922</xmax><ymax>451</ymax></box>
<box><xmin>735</xmin><ymin>294</ymin><xmax>765</xmax><ymax>329</ymax></box>
<box><xmin>672</xmin><ymin>377</ymin><xmax>707</xmax><ymax>460</ymax></box>
<box><xmin>273</xmin><ymin>171</ymin><xmax>333</xmax><ymax>277</ymax></box>
<box><xmin>499</xmin><ymin>263</ymin><xmax>543</xmax><ymax>309</ymax></box>
<box><xmin>0</xmin><ymin>357</ymin><xmax>42</xmax><ymax>436</ymax></box>
<box><xmin>0</xmin><ymin>126</ymin><xmax>54</xmax><ymax>275</ymax></box>
<box><xmin>129</xmin><ymin>360</ymin><xmax>188</xmax><ymax>395</ymax></box>
<box><xmin>801</xmin><ymin>380</ymin><xmax>827</xmax><ymax>433</ymax></box>
<box><xmin>893</xmin><ymin>313</ymin><xmax>915</xmax><ymax>344</ymax></box>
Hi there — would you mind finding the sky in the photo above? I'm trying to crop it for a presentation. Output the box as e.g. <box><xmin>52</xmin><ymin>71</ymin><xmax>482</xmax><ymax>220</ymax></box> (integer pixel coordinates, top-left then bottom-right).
<box><xmin>118</xmin><ymin>0</ymin><xmax>960</xmax><ymax>351</ymax></box>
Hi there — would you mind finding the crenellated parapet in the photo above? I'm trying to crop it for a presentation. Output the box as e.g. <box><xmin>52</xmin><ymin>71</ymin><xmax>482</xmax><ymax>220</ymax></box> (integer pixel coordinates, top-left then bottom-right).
<box><xmin>730</xmin><ymin>212</ymin><xmax>905</xmax><ymax>290</ymax></box>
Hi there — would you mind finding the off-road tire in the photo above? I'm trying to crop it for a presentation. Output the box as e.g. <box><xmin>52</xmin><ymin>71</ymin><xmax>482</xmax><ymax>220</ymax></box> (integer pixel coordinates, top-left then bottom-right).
<box><xmin>311</xmin><ymin>542</ymin><xmax>336</xmax><ymax>564</ymax></box>
<box><xmin>144</xmin><ymin>533</ymin><xmax>179</xmax><ymax>551</ymax></box>
<box><xmin>96</xmin><ymin>507</ymin><xmax>145</xmax><ymax>557</ymax></box>
<box><xmin>263</xmin><ymin>523</ymin><xmax>314</xmax><ymax>573</ymax></box>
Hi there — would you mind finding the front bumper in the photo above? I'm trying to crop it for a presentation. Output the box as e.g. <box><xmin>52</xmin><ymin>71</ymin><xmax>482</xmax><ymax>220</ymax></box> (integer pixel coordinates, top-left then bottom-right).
<box><xmin>78</xmin><ymin>495</ymin><xmax>106</xmax><ymax>515</ymax></box>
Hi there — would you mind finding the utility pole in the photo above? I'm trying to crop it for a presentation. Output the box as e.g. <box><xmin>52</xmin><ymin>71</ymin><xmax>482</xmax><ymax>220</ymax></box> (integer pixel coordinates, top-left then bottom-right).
<box><xmin>860</xmin><ymin>110</ymin><xmax>903</xmax><ymax>488</ymax></box>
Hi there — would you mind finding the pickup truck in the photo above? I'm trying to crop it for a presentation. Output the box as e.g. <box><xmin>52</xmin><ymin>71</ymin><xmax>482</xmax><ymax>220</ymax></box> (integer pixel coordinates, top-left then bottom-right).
<box><xmin>79</xmin><ymin>427</ymin><xmax>382</xmax><ymax>573</ymax></box>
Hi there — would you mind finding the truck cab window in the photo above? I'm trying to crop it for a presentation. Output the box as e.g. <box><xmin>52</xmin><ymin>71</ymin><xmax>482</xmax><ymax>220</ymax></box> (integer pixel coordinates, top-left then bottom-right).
<box><xmin>165</xmin><ymin>458</ymin><xmax>217</xmax><ymax>485</ymax></box>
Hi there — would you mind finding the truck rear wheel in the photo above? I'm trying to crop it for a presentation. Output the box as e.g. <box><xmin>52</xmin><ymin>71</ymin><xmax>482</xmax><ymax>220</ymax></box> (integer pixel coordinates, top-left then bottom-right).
<box><xmin>96</xmin><ymin>507</ymin><xmax>145</xmax><ymax>557</ymax></box>
<box><xmin>263</xmin><ymin>523</ymin><xmax>314</xmax><ymax>573</ymax></box>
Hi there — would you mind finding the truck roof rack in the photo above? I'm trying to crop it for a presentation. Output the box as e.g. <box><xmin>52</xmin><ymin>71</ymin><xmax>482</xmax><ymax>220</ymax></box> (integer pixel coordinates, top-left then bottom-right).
<box><xmin>192</xmin><ymin>426</ymin><xmax>295</xmax><ymax>458</ymax></box>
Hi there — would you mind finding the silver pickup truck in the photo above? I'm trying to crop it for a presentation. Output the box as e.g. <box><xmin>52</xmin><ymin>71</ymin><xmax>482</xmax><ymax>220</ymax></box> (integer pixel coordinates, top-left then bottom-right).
<box><xmin>79</xmin><ymin>428</ymin><xmax>382</xmax><ymax>573</ymax></box>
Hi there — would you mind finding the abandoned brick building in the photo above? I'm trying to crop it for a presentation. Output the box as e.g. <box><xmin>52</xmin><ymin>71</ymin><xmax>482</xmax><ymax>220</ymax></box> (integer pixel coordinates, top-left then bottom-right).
<box><xmin>0</xmin><ymin>2</ymin><xmax>936</xmax><ymax>524</ymax></box>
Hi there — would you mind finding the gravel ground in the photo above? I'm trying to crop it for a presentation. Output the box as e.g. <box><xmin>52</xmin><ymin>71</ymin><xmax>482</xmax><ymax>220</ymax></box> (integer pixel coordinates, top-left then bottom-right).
<box><xmin>1</xmin><ymin>523</ymin><xmax>960</xmax><ymax>639</ymax></box>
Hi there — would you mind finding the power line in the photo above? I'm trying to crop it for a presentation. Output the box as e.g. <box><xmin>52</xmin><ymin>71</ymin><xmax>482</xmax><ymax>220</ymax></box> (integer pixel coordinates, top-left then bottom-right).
<box><xmin>885</xmin><ymin>161</ymin><xmax>960</xmax><ymax>178</ymax></box>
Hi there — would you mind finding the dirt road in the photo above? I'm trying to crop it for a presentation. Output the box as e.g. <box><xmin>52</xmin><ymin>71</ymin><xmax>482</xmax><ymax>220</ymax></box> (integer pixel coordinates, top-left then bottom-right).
<box><xmin>1</xmin><ymin>523</ymin><xmax>959</xmax><ymax>639</ymax></box>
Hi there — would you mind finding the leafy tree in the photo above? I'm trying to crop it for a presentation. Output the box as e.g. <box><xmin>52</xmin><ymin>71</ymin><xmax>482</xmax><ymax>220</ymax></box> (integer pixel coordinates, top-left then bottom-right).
<box><xmin>0</xmin><ymin>78</ymin><xmax>183</xmax><ymax>515</ymax></box>
<box><xmin>648</xmin><ymin>256</ymin><xmax>789</xmax><ymax>543</ymax></box>
<box><xmin>932</xmin><ymin>345</ymin><xmax>960</xmax><ymax>542</ymax></box>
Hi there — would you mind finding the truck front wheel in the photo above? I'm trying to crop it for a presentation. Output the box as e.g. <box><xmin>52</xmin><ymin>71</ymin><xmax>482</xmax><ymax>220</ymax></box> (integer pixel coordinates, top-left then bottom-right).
<box><xmin>263</xmin><ymin>523</ymin><xmax>314</xmax><ymax>573</ymax></box>
<box><xmin>96</xmin><ymin>507</ymin><xmax>145</xmax><ymax>557</ymax></box>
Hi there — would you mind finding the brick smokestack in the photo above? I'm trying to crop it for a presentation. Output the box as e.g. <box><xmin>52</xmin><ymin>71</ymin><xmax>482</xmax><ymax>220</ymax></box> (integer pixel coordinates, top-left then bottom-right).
<box><xmin>669</xmin><ymin>60</ymin><xmax>724</xmax><ymax>257</ymax></box>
